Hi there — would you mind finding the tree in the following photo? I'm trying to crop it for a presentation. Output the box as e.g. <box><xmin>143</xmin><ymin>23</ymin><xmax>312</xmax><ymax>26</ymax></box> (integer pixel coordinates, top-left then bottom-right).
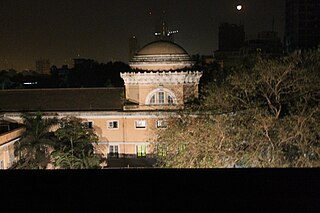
<box><xmin>11</xmin><ymin>112</ymin><xmax>58</xmax><ymax>169</ymax></box>
<box><xmin>0</xmin><ymin>70</ymin><xmax>15</xmax><ymax>90</ymax></box>
<box><xmin>51</xmin><ymin>116</ymin><xmax>104</xmax><ymax>169</ymax></box>
<box><xmin>156</xmin><ymin>51</ymin><xmax>320</xmax><ymax>168</ymax></box>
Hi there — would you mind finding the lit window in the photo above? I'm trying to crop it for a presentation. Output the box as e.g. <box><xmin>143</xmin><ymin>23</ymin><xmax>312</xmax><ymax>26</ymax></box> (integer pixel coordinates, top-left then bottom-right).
<box><xmin>156</xmin><ymin>120</ymin><xmax>167</xmax><ymax>128</ymax></box>
<box><xmin>83</xmin><ymin>121</ymin><xmax>93</xmax><ymax>129</ymax></box>
<box><xmin>158</xmin><ymin>92</ymin><xmax>165</xmax><ymax>104</ymax></box>
<box><xmin>107</xmin><ymin>120</ymin><xmax>119</xmax><ymax>129</ymax></box>
<box><xmin>109</xmin><ymin>145</ymin><xmax>119</xmax><ymax>158</ymax></box>
<box><xmin>137</xmin><ymin>145</ymin><xmax>146</xmax><ymax>157</ymax></box>
<box><xmin>135</xmin><ymin>120</ymin><xmax>146</xmax><ymax>129</ymax></box>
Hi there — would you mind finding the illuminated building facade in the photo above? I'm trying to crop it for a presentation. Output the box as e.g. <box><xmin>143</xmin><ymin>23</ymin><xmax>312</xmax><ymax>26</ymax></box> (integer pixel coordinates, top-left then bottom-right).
<box><xmin>0</xmin><ymin>40</ymin><xmax>202</xmax><ymax>168</ymax></box>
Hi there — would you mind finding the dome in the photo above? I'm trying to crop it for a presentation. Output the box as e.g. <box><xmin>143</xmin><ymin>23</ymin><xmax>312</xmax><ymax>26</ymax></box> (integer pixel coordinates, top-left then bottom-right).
<box><xmin>137</xmin><ymin>40</ymin><xmax>188</xmax><ymax>55</ymax></box>
<box><xmin>129</xmin><ymin>40</ymin><xmax>194</xmax><ymax>71</ymax></box>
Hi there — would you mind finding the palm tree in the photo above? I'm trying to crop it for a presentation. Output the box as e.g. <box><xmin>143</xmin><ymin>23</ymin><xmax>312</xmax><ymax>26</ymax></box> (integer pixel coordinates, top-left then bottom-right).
<box><xmin>11</xmin><ymin>112</ymin><xmax>58</xmax><ymax>169</ymax></box>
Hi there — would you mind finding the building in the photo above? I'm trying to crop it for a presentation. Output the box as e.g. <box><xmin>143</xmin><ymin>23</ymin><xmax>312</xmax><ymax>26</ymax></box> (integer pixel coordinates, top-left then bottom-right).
<box><xmin>214</xmin><ymin>23</ymin><xmax>245</xmax><ymax>68</ymax></box>
<box><xmin>0</xmin><ymin>40</ymin><xmax>202</xmax><ymax>168</ymax></box>
<box><xmin>241</xmin><ymin>31</ymin><xmax>283</xmax><ymax>58</ymax></box>
<box><xmin>35</xmin><ymin>59</ymin><xmax>51</xmax><ymax>75</ymax></box>
<box><xmin>214</xmin><ymin>23</ymin><xmax>283</xmax><ymax>68</ymax></box>
<box><xmin>218</xmin><ymin>23</ymin><xmax>245</xmax><ymax>51</ymax></box>
<box><xmin>285</xmin><ymin>0</ymin><xmax>320</xmax><ymax>52</ymax></box>
<box><xmin>0</xmin><ymin>116</ymin><xmax>24</xmax><ymax>169</ymax></box>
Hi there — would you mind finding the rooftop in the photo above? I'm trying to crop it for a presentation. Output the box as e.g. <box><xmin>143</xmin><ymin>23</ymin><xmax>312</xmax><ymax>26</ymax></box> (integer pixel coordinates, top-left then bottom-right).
<box><xmin>0</xmin><ymin>88</ymin><xmax>124</xmax><ymax>112</ymax></box>
<box><xmin>137</xmin><ymin>40</ymin><xmax>188</xmax><ymax>55</ymax></box>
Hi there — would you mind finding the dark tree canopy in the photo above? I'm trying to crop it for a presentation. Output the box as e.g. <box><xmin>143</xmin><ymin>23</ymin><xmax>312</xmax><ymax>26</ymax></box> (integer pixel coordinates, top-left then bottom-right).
<box><xmin>156</xmin><ymin>51</ymin><xmax>320</xmax><ymax>168</ymax></box>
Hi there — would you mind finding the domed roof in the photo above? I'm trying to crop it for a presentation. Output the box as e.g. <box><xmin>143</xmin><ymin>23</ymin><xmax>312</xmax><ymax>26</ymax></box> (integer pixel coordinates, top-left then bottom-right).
<box><xmin>129</xmin><ymin>40</ymin><xmax>194</xmax><ymax>71</ymax></box>
<box><xmin>137</xmin><ymin>40</ymin><xmax>188</xmax><ymax>55</ymax></box>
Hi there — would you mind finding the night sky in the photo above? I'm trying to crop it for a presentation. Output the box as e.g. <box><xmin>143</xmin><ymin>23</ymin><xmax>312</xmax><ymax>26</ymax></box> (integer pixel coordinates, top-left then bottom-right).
<box><xmin>0</xmin><ymin>0</ymin><xmax>285</xmax><ymax>71</ymax></box>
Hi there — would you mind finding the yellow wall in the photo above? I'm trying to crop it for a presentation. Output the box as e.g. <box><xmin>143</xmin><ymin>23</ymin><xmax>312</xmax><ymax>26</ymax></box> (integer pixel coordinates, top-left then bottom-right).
<box><xmin>2</xmin><ymin>113</ymin><xmax>164</xmax><ymax>160</ymax></box>
<box><xmin>81</xmin><ymin>115</ymin><xmax>161</xmax><ymax>156</ymax></box>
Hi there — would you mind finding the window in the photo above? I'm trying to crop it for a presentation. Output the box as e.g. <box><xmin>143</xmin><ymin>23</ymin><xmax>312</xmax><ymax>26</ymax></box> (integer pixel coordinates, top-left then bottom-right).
<box><xmin>156</xmin><ymin>120</ymin><xmax>167</xmax><ymax>128</ymax></box>
<box><xmin>168</xmin><ymin>95</ymin><xmax>174</xmax><ymax>104</ymax></box>
<box><xmin>83</xmin><ymin>121</ymin><xmax>93</xmax><ymax>129</ymax></box>
<box><xmin>109</xmin><ymin>145</ymin><xmax>119</xmax><ymax>158</ymax></box>
<box><xmin>137</xmin><ymin>145</ymin><xmax>146</xmax><ymax>157</ymax></box>
<box><xmin>158</xmin><ymin>92</ymin><xmax>165</xmax><ymax>104</ymax></box>
<box><xmin>150</xmin><ymin>94</ymin><xmax>156</xmax><ymax>104</ymax></box>
<box><xmin>107</xmin><ymin>120</ymin><xmax>119</xmax><ymax>129</ymax></box>
<box><xmin>146</xmin><ymin>89</ymin><xmax>176</xmax><ymax>105</ymax></box>
<box><xmin>135</xmin><ymin>120</ymin><xmax>146</xmax><ymax>129</ymax></box>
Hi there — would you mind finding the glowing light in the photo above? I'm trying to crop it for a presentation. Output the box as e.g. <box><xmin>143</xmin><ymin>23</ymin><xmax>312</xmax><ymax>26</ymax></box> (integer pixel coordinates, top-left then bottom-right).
<box><xmin>23</xmin><ymin>82</ymin><xmax>37</xmax><ymax>85</ymax></box>
<box><xmin>237</xmin><ymin>4</ymin><xmax>242</xmax><ymax>11</ymax></box>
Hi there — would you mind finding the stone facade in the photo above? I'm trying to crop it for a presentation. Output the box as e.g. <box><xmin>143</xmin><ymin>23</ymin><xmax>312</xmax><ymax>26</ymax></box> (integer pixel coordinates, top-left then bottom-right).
<box><xmin>121</xmin><ymin>71</ymin><xmax>202</xmax><ymax>111</ymax></box>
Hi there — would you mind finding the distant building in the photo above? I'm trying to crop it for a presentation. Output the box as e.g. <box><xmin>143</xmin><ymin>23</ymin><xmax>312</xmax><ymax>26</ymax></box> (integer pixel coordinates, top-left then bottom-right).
<box><xmin>218</xmin><ymin>23</ymin><xmax>245</xmax><ymax>51</ymax></box>
<box><xmin>241</xmin><ymin>31</ymin><xmax>283</xmax><ymax>58</ymax></box>
<box><xmin>214</xmin><ymin>23</ymin><xmax>245</xmax><ymax>68</ymax></box>
<box><xmin>215</xmin><ymin>22</ymin><xmax>284</xmax><ymax>68</ymax></box>
<box><xmin>285</xmin><ymin>0</ymin><xmax>320</xmax><ymax>52</ymax></box>
<box><xmin>35</xmin><ymin>59</ymin><xmax>50</xmax><ymax>75</ymax></box>
<box><xmin>73</xmin><ymin>58</ymin><xmax>96</xmax><ymax>69</ymax></box>
<box><xmin>201</xmin><ymin>55</ymin><xmax>215</xmax><ymax>65</ymax></box>
<box><xmin>73</xmin><ymin>58</ymin><xmax>89</xmax><ymax>67</ymax></box>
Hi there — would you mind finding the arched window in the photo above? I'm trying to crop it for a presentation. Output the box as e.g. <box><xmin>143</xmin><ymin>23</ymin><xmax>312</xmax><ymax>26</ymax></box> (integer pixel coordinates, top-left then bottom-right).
<box><xmin>150</xmin><ymin>94</ymin><xmax>156</xmax><ymax>104</ymax></box>
<box><xmin>167</xmin><ymin>95</ymin><xmax>174</xmax><ymax>104</ymax></box>
<box><xmin>145</xmin><ymin>88</ymin><xmax>177</xmax><ymax>105</ymax></box>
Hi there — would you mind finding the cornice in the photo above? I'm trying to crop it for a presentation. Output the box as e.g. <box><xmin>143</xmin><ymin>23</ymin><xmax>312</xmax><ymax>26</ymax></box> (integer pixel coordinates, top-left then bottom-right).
<box><xmin>120</xmin><ymin>71</ymin><xmax>203</xmax><ymax>85</ymax></box>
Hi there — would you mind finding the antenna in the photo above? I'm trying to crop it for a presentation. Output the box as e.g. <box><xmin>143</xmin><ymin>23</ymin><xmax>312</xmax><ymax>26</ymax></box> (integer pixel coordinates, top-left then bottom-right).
<box><xmin>154</xmin><ymin>11</ymin><xmax>178</xmax><ymax>42</ymax></box>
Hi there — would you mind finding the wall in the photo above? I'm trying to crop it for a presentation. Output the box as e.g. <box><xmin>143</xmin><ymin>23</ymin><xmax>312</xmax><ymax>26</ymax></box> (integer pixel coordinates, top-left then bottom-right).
<box><xmin>0</xmin><ymin>127</ymin><xmax>25</xmax><ymax>169</ymax></box>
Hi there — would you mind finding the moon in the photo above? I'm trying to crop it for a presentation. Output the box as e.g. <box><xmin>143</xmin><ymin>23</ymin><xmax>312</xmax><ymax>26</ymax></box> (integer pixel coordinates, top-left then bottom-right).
<box><xmin>237</xmin><ymin>4</ymin><xmax>242</xmax><ymax>11</ymax></box>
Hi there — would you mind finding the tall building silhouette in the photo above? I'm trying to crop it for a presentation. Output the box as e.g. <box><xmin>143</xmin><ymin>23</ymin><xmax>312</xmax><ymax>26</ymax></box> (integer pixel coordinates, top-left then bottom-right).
<box><xmin>285</xmin><ymin>0</ymin><xmax>320</xmax><ymax>52</ymax></box>
<box><xmin>218</xmin><ymin>23</ymin><xmax>245</xmax><ymax>51</ymax></box>
<box><xmin>241</xmin><ymin>31</ymin><xmax>283</xmax><ymax>58</ymax></box>
<box><xmin>214</xmin><ymin>23</ymin><xmax>245</xmax><ymax>68</ymax></box>
<box><xmin>35</xmin><ymin>58</ymin><xmax>50</xmax><ymax>75</ymax></box>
